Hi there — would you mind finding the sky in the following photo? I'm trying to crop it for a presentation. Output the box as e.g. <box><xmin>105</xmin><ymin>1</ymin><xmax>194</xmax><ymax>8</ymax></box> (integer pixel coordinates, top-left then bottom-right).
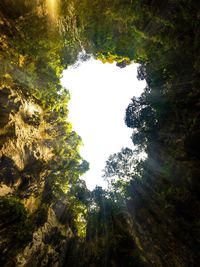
<box><xmin>61</xmin><ymin>56</ymin><xmax>146</xmax><ymax>190</ymax></box>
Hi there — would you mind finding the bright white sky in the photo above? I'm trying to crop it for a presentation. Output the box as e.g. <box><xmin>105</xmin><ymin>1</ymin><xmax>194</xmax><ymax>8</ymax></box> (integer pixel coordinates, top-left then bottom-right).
<box><xmin>61</xmin><ymin>56</ymin><xmax>146</xmax><ymax>190</ymax></box>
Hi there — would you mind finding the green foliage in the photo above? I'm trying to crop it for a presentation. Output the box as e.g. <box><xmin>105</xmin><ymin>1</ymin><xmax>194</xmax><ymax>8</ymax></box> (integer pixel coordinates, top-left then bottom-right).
<box><xmin>0</xmin><ymin>196</ymin><xmax>33</xmax><ymax>265</ymax></box>
<box><xmin>97</xmin><ymin>51</ymin><xmax>130</xmax><ymax>65</ymax></box>
<box><xmin>75</xmin><ymin>0</ymin><xmax>144</xmax><ymax>59</ymax></box>
<box><xmin>81</xmin><ymin>186</ymin><xmax>146</xmax><ymax>267</ymax></box>
<box><xmin>103</xmin><ymin>148</ymin><xmax>141</xmax><ymax>194</ymax></box>
<box><xmin>79</xmin><ymin>0</ymin><xmax>200</xmax><ymax>265</ymax></box>
<box><xmin>0</xmin><ymin>0</ymin><xmax>199</xmax><ymax>266</ymax></box>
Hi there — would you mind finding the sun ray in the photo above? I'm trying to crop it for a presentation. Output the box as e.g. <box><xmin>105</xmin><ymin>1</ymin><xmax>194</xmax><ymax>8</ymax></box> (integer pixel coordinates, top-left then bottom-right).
<box><xmin>46</xmin><ymin>0</ymin><xmax>59</xmax><ymax>21</ymax></box>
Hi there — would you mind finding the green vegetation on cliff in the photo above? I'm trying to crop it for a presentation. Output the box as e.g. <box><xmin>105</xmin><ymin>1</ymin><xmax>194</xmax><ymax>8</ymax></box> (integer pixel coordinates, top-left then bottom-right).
<box><xmin>0</xmin><ymin>0</ymin><xmax>199</xmax><ymax>266</ymax></box>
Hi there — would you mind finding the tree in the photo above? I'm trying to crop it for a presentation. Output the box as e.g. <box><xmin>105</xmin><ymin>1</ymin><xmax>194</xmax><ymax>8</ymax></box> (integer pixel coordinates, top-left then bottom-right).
<box><xmin>125</xmin><ymin>94</ymin><xmax>157</xmax><ymax>149</ymax></box>
<box><xmin>102</xmin><ymin>147</ymin><xmax>142</xmax><ymax>195</ymax></box>
<box><xmin>103</xmin><ymin>148</ymin><xmax>138</xmax><ymax>179</ymax></box>
<box><xmin>125</xmin><ymin>97</ymin><xmax>143</xmax><ymax>129</ymax></box>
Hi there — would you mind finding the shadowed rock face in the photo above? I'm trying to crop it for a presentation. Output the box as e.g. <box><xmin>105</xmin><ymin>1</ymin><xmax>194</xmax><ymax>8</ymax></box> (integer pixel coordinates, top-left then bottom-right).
<box><xmin>0</xmin><ymin>3</ymin><xmax>85</xmax><ymax>264</ymax></box>
<box><xmin>0</xmin><ymin>86</ymin><xmax>52</xmax><ymax>196</ymax></box>
<box><xmin>184</xmin><ymin>131</ymin><xmax>200</xmax><ymax>159</ymax></box>
<box><xmin>0</xmin><ymin>1</ymin><xmax>200</xmax><ymax>267</ymax></box>
<box><xmin>0</xmin><ymin>0</ymin><xmax>36</xmax><ymax>19</ymax></box>
<box><xmin>0</xmin><ymin>156</ymin><xmax>20</xmax><ymax>188</ymax></box>
<box><xmin>0</xmin><ymin>87</ymin><xmax>76</xmax><ymax>267</ymax></box>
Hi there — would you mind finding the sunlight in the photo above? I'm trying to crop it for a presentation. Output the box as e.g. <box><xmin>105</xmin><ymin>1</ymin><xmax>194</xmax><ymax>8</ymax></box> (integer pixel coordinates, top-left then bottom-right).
<box><xmin>46</xmin><ymin>0</ymin><xmax>58</xmax><ymax>20</ymax></box>
<box><xmin>61</xmin><ymin>56</ymin><xmax>146</xmax><ymax>190</ymax></box>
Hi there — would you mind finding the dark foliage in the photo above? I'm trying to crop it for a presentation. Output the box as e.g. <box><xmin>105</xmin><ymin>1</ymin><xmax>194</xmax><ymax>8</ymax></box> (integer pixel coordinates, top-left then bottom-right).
<box><xmin>0</xmin><ymin>0</ymin><xmax>199</xmax><ymax>266</ymax></box>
